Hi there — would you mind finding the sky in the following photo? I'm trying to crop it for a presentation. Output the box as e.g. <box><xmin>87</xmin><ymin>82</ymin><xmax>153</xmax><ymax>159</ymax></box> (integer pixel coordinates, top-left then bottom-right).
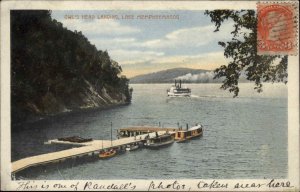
<box><xmin>51</xmin><ymin>10</ymin><xmax>234</xmax><ymax>78</ymax></box>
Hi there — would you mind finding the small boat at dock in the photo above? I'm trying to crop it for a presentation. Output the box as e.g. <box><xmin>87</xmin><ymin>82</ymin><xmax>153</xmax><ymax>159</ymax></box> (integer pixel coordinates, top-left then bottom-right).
<box><xmin>117</xmin><ymin>126</ymin><xmax>177</xmax><ymax>138</ymax></box>
<box><xmin>57</xmin><ymin>136</ymin><xmax>93</xmax><ymax>143</ymax></box>
<box><xmin>126</xmin><ymin>144</ymin><xmax>139</xmax><ymax>151</ymax></box>
<box><xmin>99</xmin><ymin>127</ymin><xmax>117</xmax><ymax>159</ymax></box>
<box><xmin>175</xmin><ymin>124</ymin><xmax>203</xmax><ymax>143</ymax></box>
<box><xmin>144</xmin><ymin>133</ymin><xmax>174</xmax><ymax>149</ymax></box>
<box><xmin>99</xmin><ymin>149</ymin><xmax>117</xmax><ymax>159</ymax></box>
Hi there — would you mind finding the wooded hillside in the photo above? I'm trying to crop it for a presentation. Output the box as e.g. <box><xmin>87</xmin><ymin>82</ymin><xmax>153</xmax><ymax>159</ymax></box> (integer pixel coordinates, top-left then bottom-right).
<box><xmin>11</xmin><ymin>10</ymin><xmax>132</xmax><ymax>124</ymax></box>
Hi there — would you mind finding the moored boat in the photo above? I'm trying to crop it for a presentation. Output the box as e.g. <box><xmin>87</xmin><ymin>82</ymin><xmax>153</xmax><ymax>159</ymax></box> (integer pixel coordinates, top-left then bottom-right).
<box><xmin>99</xmin><ymin>149</ymin><xmax>117</xmax><ymax>159</ymax></box>
<box><xmin>126</xmin><ymin>144</ymin><xmax>139</xmax><ymax>151</ymax></box>
<box><xmin>57</xmin><ymin>136</ymin><xmax>93</xmax><ymax>143</ymax></box>
<box><xmin>175</xmin><ymin>124</ymin><xmax>203</xmax><ymax>142</ymax></box>
<box><xmin>167</xmin><ymin>80</ymin><xmax>191</xmax><ymax>97</ymax></box>
<box><xmin>99</xmin><ymin>123</ymin><xmax>117</xmax><ymax>159</ymax></box>
<box><xmin>144</xmin><ymin>133</ymin><xmax>174</xmax><ymax>149</ymax></box>
<box><xmin>117</xmin><ymin>126</ymin><xmax>177</xmax><ymax>138</ymax></box>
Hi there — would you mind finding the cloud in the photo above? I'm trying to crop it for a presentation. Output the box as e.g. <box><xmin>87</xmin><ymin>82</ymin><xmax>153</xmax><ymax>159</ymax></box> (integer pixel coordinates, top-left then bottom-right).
<box><xmin>141</xmin><ymin>22</ymin><xmax>234</xmax><ymax>50</ymax></box>
<box><xmin>112</xmin><ymin>49</ymin><xmax>227</xmax><ymax>67</ymax></box>
<box><xmin>109</xmin><ymin>48</ymin><xmax>227</xmax><ymax>67</ymax></box>
<box><xmin>147</xmin><ymin>51</ymin><xmax>227</xmax><ymax>67</ymax></box>
<box><xmin>89</xmin><ymin>37</ymin><xmax>141</xmax><ymax>50</ymax></box>
<box><xmin>55</xmin><ymin>18</ymin><xmax>140</xmax><ymax>37</ymax></box>
<box><xmin>88</xmin><ymin>21</ymin><xmax>236</xmax><ymax>55</ymax></box>
<box><xmin>121</xmin><ymin>51</ymin><xmax>229</xmax><ymax>77</ymax></box>
<box><xmin>109</xmin><ymin>49</ymin><xmax>165</xmax><ymax>65</ymax></box>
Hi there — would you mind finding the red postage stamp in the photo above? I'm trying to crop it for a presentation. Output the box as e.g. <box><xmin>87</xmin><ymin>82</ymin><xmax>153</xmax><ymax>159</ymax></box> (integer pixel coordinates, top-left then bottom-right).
<box><xmin>257</xmin><ymin>2</ymin><xmax>298</xmax><ymax>55</ymax></box>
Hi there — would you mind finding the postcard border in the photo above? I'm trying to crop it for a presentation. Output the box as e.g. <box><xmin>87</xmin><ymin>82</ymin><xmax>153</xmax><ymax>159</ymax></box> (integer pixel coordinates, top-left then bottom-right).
<box><xmin>1</xmin><ymin>0</ymin><xmax>299</xmax><ymax>191</ymax></box>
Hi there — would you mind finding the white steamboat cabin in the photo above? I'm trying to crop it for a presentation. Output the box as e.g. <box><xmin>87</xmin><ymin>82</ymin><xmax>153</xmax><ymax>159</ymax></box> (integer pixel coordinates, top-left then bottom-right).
<box><xmin>167</xmin><ymin>80</ymin><xmax>191</xmax><ymax>97</ymax></box>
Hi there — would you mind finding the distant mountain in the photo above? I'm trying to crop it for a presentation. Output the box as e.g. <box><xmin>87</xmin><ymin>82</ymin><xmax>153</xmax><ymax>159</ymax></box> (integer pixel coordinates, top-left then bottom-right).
<box><xmin>130</xmin><ymin>68</ymin><xmax>222</xmax><ymax>83</ymax></box>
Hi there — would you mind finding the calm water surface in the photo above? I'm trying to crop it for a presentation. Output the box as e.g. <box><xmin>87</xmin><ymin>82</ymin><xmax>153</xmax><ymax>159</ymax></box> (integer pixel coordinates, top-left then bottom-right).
<box><xmin>12</xmin><ymin>83</ymin><xmax>287</xmax><ymax>179</ymax></box>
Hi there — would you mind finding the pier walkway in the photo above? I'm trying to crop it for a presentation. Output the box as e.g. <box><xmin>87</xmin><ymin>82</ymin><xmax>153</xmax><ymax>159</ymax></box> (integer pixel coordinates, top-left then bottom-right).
<box><xmin>11</xmin><ymin>129</ymin><xmax>172</xmax><ymax>174</ymax></box>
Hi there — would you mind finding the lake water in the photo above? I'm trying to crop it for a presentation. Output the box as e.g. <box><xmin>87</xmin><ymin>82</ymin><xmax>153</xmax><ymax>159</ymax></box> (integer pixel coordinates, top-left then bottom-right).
<box><xmin>12</xmin><ymin>83</ymin><xmax>288</xmax><ymax>179</ymax></box>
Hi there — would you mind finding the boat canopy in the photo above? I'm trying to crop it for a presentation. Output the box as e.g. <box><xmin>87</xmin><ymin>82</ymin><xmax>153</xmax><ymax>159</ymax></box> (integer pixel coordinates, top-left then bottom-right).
<box><xmin>176</xmin><ymin>124</ymin><xmax>202</xmax><ymax>132</ymax></box>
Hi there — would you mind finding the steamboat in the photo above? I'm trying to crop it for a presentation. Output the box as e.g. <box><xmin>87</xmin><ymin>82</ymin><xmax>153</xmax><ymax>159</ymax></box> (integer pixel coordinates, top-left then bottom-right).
<box><xmin>167</xmin><ymin>80</ymin><xmax>191</xmax><ymax>97</ymax></box>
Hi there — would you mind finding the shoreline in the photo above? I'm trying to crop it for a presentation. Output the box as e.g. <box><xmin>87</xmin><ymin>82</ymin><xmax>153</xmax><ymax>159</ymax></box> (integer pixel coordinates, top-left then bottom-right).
<box><xmin>12</xmin><ymin>102</ymin><xmax>131</xmax><ymax>130</ymax></box>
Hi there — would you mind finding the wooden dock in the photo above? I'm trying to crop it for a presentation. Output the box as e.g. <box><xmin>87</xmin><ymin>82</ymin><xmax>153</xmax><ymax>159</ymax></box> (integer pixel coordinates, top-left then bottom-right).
<box><xmin>11</xmin><ymin>130</ymin><xmax>171</xmax><ymax>174</ymax></box>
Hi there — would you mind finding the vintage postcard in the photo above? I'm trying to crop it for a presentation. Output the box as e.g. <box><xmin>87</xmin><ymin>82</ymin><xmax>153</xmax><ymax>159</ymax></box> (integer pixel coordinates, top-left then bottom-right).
<box><xmin>1</xmin><ymin>0</ymin><xmax>299</xmax><ymax>191</ymax></box>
